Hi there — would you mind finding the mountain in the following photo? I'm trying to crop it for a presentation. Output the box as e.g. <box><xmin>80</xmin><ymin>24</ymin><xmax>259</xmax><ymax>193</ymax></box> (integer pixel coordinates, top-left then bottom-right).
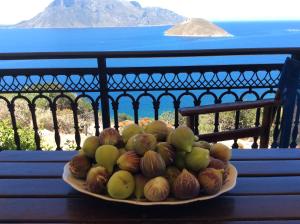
<box><xmin>165</xmin><ymin>18</ymin><xmax>232</xmax><ymax>37</ymax></box>
<box><xmin>15</xmin><ymin>0</ymin><xmax>185</xmax><ymax>28</ymax></box>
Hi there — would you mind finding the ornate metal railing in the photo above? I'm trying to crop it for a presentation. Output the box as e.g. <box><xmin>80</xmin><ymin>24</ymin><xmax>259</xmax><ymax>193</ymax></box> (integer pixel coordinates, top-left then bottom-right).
<box><xmin>0</xmin><ymin>48</ymin><xmax>300</xmax><ymax>150</ymax></box>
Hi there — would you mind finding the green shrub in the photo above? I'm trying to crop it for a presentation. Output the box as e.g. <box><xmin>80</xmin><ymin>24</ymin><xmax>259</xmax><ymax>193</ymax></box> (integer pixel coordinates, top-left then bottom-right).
<box><xmin>159</xmin><ymin>111</ymin><xmax>185</xmax><ymax>126</ymax></box>
<box><xmin>118</xmin><ymin>113</ymin><xmax>133</xmax><ymax>122</ymax></box>
<box><xmin>0</xmin><ymin>119</ymin><xmax>36</xmax><ymax>150</ymax></box>
<box><xmin>198</xmin><ymin>109</ymin><xmax>258</xmax><ymax>134</ymax></box>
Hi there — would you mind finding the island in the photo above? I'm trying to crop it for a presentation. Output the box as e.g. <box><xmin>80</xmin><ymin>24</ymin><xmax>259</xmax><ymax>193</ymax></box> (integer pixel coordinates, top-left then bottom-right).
<box><xmin>15</xmin><ymin>0</ymin><xmax>185</xmax><ymax>28</ymax></box>
<box><xmin>165</xmin><ymin>18</ymin><xmax>232</xmax><ymax>37</ymax></box>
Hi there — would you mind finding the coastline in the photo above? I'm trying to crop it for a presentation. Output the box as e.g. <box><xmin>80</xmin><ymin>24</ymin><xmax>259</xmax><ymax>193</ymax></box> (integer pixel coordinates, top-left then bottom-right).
<box><xmin>164</xmin><ymin>33</ymin><xmax>234</xmax><ymax>37</ymax></box>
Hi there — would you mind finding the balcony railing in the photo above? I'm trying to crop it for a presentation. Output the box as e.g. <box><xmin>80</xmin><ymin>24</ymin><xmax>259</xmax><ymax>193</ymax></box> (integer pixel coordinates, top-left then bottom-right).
<box><xmin>1</xmin><ymin>48</ymin><xmax>300</xmax><ymax>150</ymax></box>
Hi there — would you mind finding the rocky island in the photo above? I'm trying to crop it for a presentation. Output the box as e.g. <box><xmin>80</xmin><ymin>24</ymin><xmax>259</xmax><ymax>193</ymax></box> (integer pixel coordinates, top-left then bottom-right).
<box><xmin>15</xmin><ymin>0</ymin><xmax>185</xmax><ymax>28</ymax></box>
<box><xmin>165</xmin><ymin>18</ymin><xmax>232</xmax><ymax>37</ymax></box>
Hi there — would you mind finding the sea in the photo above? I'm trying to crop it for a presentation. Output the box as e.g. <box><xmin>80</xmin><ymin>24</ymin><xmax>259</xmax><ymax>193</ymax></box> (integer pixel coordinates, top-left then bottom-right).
<box><xmin>0</xmin><ymin>21</ymin><xmax>300</xmax><ymax>117</ymax></box>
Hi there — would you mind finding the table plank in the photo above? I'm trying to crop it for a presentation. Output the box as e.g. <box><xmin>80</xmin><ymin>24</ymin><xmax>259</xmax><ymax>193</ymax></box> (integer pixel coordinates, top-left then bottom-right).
<box><xmin>1</xmin><ymin>160</ymin><xmax>300</xmax><ymax>178</ymax></box>
<box><xmin>6</xmin><ymin>222</ymin><xmax>300</xmax><ymax>224</ymax></box>
<box><xmin>232</xmin><ymin>160</ymin><xmax>300</xmax><ymax>176</ymax></box>
<box><xmin>232</xmin><ymin>149</ymin><xmax>300</xmax><ymax>160</ymax></box>
<box><xmin>1</xmin><ymin>176</ymin><xmax>300</xmax><ymax>198</ymax></box>
<box><xmin>1</xmin><ymin>149</ymin><xmax>300</xmax><ymax>163</ymax></box>
<box><xmin>0</xmin><ymin>150</ymin><xmax>76</xmax><ymax>162</ymax></box>
<box><xmin>1</xmin><ymin>196</ymin><xmax>300</xmax><ymax>223</ymax></box>
<box><xmin>0</xmin><ymin>179</ymin><xmax>78</xmax><ymax>197</ymax></box>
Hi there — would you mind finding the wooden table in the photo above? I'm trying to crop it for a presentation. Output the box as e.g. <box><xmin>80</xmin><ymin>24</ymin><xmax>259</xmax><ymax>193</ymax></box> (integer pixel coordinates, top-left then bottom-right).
<box><xmin>1</xmin><ymin>149</ymin><xmax>300</xmax><ymax>223</ymax></box>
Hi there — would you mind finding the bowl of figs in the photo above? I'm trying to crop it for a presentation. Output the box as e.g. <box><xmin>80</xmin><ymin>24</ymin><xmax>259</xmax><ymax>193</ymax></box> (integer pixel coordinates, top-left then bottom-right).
<box><xmin>63</xmin><ymin>121</ymin><xmax>237</xmax><ymax>205</ymax></box>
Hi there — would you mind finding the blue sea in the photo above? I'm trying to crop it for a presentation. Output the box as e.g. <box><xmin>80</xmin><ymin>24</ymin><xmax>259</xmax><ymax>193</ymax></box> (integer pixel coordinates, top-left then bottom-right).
<box><xmin>0</xmin><ymin>21</ymin><xmax>300</xmax><ymax>117</ymax></box>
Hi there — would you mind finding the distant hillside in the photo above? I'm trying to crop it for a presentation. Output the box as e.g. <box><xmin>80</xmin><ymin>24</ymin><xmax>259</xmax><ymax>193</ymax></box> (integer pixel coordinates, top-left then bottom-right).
<box><xmin>165</xmin><ymin>18</ymin><xmax>232</xmax><ymax>37</ymax></box>
<box><xmin>15</xmin><ymin>0</ymin><xmax>185</xmax><ymax>28</ymax></box>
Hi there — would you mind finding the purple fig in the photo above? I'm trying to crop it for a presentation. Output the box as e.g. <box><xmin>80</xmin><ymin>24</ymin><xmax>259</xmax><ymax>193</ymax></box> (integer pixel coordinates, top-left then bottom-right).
<box><xmin>99</xmin><ymin>128</ymin><xmax>123</xmax><ymax>147</ymax></box>
<box><xmin>140</xmin><ymin>151</ymin><xmax>166</xmax><ymax>178</ymax></box>
<box><xmin>144</xmin><ymin>176</ymin><xmax>170</xmax><ymax>202</ymax></box>
<box><xmin>117</xmin><ymin>151</ymin><xmax>140</xmax><ymax>173</ymax></box>
<box><xmin>157</xmin><ymin>142</ymin><xmax>176</xmax><ymax>166</ymax></box>
<box><xmin>69</xmin><ymin>154</ymin><xmax>92</xmax><ymax>179</ymax></box>
<box><xmin>86</xmin><ymin>166</ymin><xmax>109</xmax><ymax>194</ymax></box>
<box><xmin>198</xmin><ymin>168</ymin><xmax>223</xmax><ymax>195</ymax></box>
<box><xmin>173</xmin><ymin>169</ymin><xmax>200</xmax><ymax>199</ymax></box>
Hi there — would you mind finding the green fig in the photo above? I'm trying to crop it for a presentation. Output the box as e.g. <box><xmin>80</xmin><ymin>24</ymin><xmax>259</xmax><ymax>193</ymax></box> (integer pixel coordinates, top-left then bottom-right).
<box><xmin>134</xmin><ymin>174</ymin><xmax>148</xmax><ymax>200</ymax></box>
<box><xmin>95</xmin><ymin>145</ymin><xmax>119</xmax><ymax>174</ymax></box>
<box><xmin>130</xmin><ymin>133</ymin><xmax>157</xmax><ymax>156</ymax></box>
<box><xmin>81</xmin><ymin>136</ymin><xmax>101</xmax><ymax>158</ymax></box>
<box><xmin>210</xmin><ymin>143</ymin><xmax>232</xmax><ymax>162</ymax></box>
<box><xmin>173</xmin><ymin>169</ymin><xmax>200</xmax><ymax>200</ymax></box>
<box><xmin>107</xmin><ymin>170</ymin><xmax>135</xmax><ymax>199</ymax></box>
<box><xmin>198</xmin><ymin>168</ymin><xmax>223</xmax><ymax>195</ymax></box>
<box><xmin>69</xmin><ymin>154</ymin><xmax>92</xmax><ymax>179</ymax></box>
<box><xmin>193</xmin><ymin>141</ymin><xmax>211</xmax><ymax>150</ymax></box>
<box><xmin>122</xmin><ymin>124</ymin><xmax>144</xmax><ymax>143</ymax></box>
<box><xmin>140</xmin><ymin>151</ymin><xmax>166</xmax><ymax>178</ymax></box>
<box><xmin>144</xmin><ymin>176</ymin><xmax>170</xmax><ymax>202</ymax></box>
<box><xmin>166</xmin><ymin>129</ymin><xmax>174</xmax><ymax>145</ymax></box>
<box><xmin>86</xmin><ymin>166</ymin><xmax>109</xmax><ymax>194</ymax></box>
<box><xmin>156</xmin><ymin>142</ymin><xmax>175</xmax><ymax>166</ymax></box>
<box><xmin>170</xmin><ymin>126</ymin><xmax>195</xmax><ymax>152</ymax></box>
<box><xmin>125</xmin><ymin>134</ymin><xmax>136</xmax><ymax>151</ymax></box>
<box><xmin>119</xmin><ymin>148</ymin><xmax>127</xmax><ymax>155</ymax></box>
<box><xmin>174</xmin><ymin>152</ymin><xmax>186</xmax><ymax>170</ymax></box>
<box><xmin>99</xmin><ymin>128</ymin><xmax>123</xmax><ymax>147</ymax></box>
<box><xmin>145</xmin><ymin>120</ymin><xmax>169</xmax><ymax>141</ymax></box>
<box><xmin>117</xmin><ymin>151</ymin><xmax>140</xmax><ymax>173</ymax></box>
<box><xmin>185</xmin><ymin>147</ymin><xmax>210</xmax><ymax>172</ymax></box>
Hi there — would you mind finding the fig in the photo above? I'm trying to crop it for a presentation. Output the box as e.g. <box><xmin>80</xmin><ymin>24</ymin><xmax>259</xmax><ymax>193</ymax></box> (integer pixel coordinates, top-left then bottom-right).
<box><xmin>193</xmin><ymin>141</ymin><xmax>211</xmax><ymax>150</ymax></box>
<box><xmin>156</xmin><ymin>142</ymin><xmax>175</xmax><ymax>166</ymax></box>
<box><xmin>170</xmin><ymin>126</ymin><xmax>195</xmax><ymax>153</ymax></box>
<box><xmin>95</xmin><ymin>145</ymin><xmax>119</xmax><ymax>174</ymax></box>
<box><xmin>145</xmin><ymin>120</ymin><xmax>169</xmax><ymax>141</ymax></box>
<box><xmin>174</xmin><ymin>152</ymin><xmax>186</xmax><ymax>170</ymax></box>
<box><xmin>173</xmin><ymin>169</ymin><xmax>200</xmax><ymax>199</ymax></box>
<box><xmin>165</xmin><ymin>166</ymin><xmax>180</xmax><ymax>189</ymax></box>
<box><xmin>107</xmin><ymin>170</ymin><xmax>135</xmax><ymax>199</ymax></box>
<box><xmin>119</xmin><ymin>147</ymin><xmax>127</xmax><ymax>155</ymax></box>
<box><xmin>166</xmin><ymin>129</ymin><xmax>174</xmax><ymax>145</ymax></box>
<box><xmin>130</xmin><ymin>133</ymin><xmax>157</xmax><ymax>156</ymax></box>
<box><xmin>208</xmin><ymin>157</ymin><xmax>226</xmax><ymax>170</ymax></box>
<box><xmin>185</xmin><ymin>147</ymin><xmax>210</xmax><ymax>172</ymax></box>
<box><xmin>140</xmin><ymin>151</ymin><xmax>166</xmax><ymax>178</ymax></box>
<box><xmin>122</xmin><ymin>124</ymin><xmax>144</xmax><ymax>143</ymax></box>
<box><xmin>99</xmin><ymin>128</ymin><xmax>123</xmax><ymax>147</ymax></box>
<box><xmin>167</xmin><ymin>127</ymin><xmax>174</xmax><ymax>135</ymax></box>
<box><xmin>69</xmin><ymin>154</ymin><xmax>91</xmax><ymax>179</ymax></box>
<box><xmin>117</xmin><ymin>151</ymin><xmax>140</xmax><ymax>173</ymax></box>
<box><xmin>81</xmin><ymin>136</ymin><xmax>100</xmax><ymax>158</ymax></box>
<box><xmin>210</xmin><ymin>143</ymin><xmax>232</xmax><ymax>162</ymax></box>
<box><xmin>198</xmin><ymin>168</ymin><xmax>223</xmax><ymax>195</ymax></box>
<box><xmin>144</xmin><ymin>176</ymin><xmax>170</xmax><ymax>202</ymax></box>
<box><xmin>86</xmin><ymin>166</ymin><xmax>109</xmax><ymax>194</ymax></box>
<box><xmin>125</xmin><ymin>135</ymin><xmax>136</xmax><ymax>151</ymax></box>
<box><xmin>134</xmin><ymin>174</ymin><xmax>148</xmax><ymax>200</ymax></box>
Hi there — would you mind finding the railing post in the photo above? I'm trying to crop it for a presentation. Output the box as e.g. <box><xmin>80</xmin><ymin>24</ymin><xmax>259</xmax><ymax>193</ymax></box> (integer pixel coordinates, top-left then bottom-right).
<box><xmin>292</xmin><ymin>54</ymin><xmax>300</xmax><ymax>60</ymax></box>
<box><xmin>97</xmin><ymin>56</ymin><xmax>111</xmax><ymax>129</ymax></box>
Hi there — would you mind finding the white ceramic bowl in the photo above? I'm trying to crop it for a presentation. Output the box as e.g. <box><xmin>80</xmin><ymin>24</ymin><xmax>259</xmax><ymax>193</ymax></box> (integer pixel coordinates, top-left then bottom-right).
<box><xmin>63</xmin><ymin>162</ymin><xmax>237</xmax><ymax>206</ymax></box>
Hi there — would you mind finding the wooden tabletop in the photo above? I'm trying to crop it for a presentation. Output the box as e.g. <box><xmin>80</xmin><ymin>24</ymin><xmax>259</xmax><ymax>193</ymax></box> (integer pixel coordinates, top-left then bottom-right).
<box><xmin>1</xmin><ymin>149</ymin><xmax>300</xmax><ymax>224</ymax></box>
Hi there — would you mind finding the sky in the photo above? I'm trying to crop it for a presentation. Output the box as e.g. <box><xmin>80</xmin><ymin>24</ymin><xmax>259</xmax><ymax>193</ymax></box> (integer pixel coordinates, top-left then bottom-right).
<box><xmin>0</xmin><ymin>0</ymin><xmax>300</xmax><ymax>25</ymax></box>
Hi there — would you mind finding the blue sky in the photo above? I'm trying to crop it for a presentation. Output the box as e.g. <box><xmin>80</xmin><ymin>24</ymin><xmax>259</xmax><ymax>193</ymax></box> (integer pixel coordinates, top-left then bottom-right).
<box><xmin>0</xmin><ymin>0</ymin><xmax>300</xmax><ymax>25</ymax></box>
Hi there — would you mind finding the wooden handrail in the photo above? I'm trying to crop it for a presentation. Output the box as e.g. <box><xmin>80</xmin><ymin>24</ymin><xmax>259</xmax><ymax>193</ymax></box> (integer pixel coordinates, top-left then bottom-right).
<box><xmin>179</xmin><ymin>99</ymin><xmax>280</xmax><ymax>116</ymax></box>
<box><xmin>0</xmin><ymin>47</ymin><xmax>300</xmax><ymax>60</ymax></box>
